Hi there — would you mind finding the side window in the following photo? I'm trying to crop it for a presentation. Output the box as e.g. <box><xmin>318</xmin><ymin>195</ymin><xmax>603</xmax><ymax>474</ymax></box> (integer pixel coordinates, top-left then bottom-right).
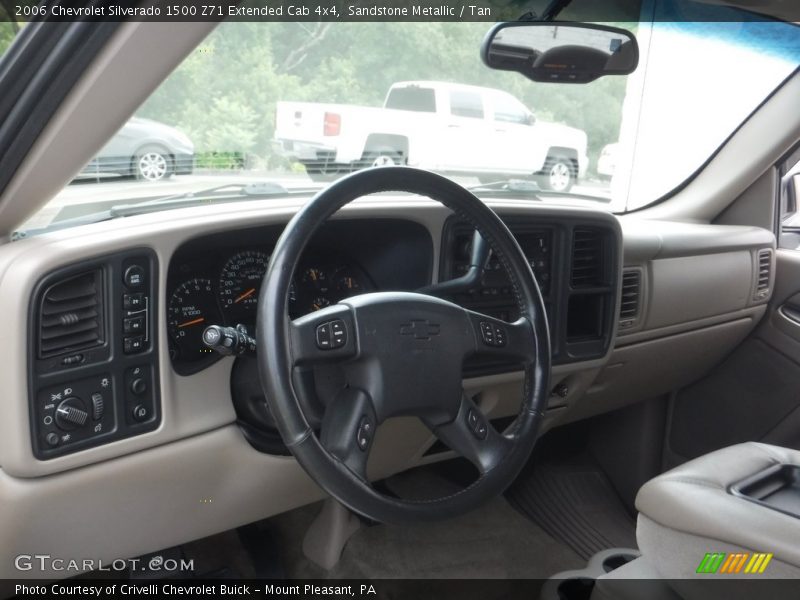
<box><xmin>779</xmin><ymin>147</ymin><xmax>800</xmax><ymax>249</ymax></box>
<box><xmin>493</xmin><ymin>95</ymin><xmax>530</xmax><ymax>125</ymax></box>
<box><xmin>449</xmin><ymin>90</ymin><xmax>484</xmax><ymax>119</ymax></box>
<box><xmin>385</xmin><ymin>87</ymin><xmax>436</xmax><ymax>113</ymax></box>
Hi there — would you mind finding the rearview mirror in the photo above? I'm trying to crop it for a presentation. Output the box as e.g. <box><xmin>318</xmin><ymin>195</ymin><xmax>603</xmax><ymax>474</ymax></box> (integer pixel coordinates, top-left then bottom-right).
<box><xmin>482</xmin><ymin>22</ymin><xmax>638</xmax><ymax>84</ymax></box>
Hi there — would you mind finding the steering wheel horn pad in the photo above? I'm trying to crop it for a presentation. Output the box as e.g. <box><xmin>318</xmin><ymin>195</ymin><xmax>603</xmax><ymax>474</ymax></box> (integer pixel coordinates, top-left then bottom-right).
<box><xmin>257</xmin><ymin>167</ymin><xmax>550</xmax><ymax>524</ymax></box>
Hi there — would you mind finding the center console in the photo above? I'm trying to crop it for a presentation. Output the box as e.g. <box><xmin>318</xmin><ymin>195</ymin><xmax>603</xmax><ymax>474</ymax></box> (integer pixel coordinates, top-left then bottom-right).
<box><xmin>635</xmin><ymin>442</ymin><xmax>800</xmax><ymax>589</ymax></box>
<box><xmin>28</xmin><ymin>249</ymin><xmax>161</xmax><ymax>459</ymax></box>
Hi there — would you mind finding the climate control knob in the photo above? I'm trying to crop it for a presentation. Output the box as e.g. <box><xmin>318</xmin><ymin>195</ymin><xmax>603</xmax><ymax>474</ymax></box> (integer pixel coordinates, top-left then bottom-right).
<box><xmin>55</xmin><ymin>397</ymin><xmax>89</xmax><ymax>430</ymax></box>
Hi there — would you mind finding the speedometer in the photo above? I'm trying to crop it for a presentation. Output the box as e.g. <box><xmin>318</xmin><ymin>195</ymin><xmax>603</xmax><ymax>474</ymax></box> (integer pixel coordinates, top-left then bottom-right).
<box><xmin>219</xmin><ymin>250</ymin><xmax>270</xmax><ymax>315</ymax></box>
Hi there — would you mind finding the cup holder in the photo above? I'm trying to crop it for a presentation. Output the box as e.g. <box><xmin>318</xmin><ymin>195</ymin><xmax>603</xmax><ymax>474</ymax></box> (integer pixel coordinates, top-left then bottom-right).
<box><xmin>601</xmin><ymin>552</ymin><xmax>638</xmax><ymax>573</ymax></box>
<box><xmin>540</xmin><ymin>548</ymin><xmax>641</xmax><ymax>600</ymax></box>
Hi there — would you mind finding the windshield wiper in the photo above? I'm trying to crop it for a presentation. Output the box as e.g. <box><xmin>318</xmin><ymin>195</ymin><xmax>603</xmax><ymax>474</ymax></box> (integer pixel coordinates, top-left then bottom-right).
<box><xmin>13</xmin><ymin>181</ymin><xmax>322</xmax><ymax>239</ymax></box>
<box><xmin>467</xmin><ymin>178</ymin><xmax>611</xmax><ymax>203</ymax></box>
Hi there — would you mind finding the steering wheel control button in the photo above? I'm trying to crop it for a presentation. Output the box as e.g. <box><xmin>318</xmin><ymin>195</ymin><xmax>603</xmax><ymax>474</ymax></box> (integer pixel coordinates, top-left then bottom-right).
<box><xmin>315</xmin><ymin>319</ymin><xmax>348</xmax><ymax>350</ymax></box>
<box><xmin>480</xmin><ymin>321</ymin><xmax>495</xmax><ymax>345</ymax></box>
<box><xmin>123</xmin><ymin>293</ymin><xmax>145</xmax><ymax>310</ymax></box>
<box><xmin>55</xmin><ymin>398</ymin><xmax>89</xmax><ymax>430</ymax></box>
<box><xmin>124</xmin><ymin>265</ymin><xmax>146</xmax><ymax>288</ymax></box>
<box><xmin>132</xmin><ymin>404</ymin><xmax>150</xmax><ymax>422</ymax></box>
<box><xmin>315</xmin><ymin>323</ymin><xmax>332</xmax><ymax>349</ymax></box>
<box><xmin>124</xmin><ymin>335</ymin><xmax>145</xmax><ymax>354</ymax></box>
<box><xmin>467</xmin><ymin>408</ymin><xmax>488</xmax><ymax>439</ymax></box>
<box><xmin>91</xmin><ymin>393</ymin><xmax>105</xmax><ymax>420</ymax></box>
<box><xmin>356</xmin><ymin>416</ymin><xmax>373</xmax><ymax>451</ymax></box>
<box><xmin>493</xmin><ymin>324</ymin><xmax>507</xmax><ymax>347</ymax></box>
<box><xmin>330</xmin><ymin>319</ymin><xmax>347</xmax><ymax>348</ymax></box>
<box><xmin>467</xmin><ymin>409</ymin><xmax>479</xmax><ymax>429</ymax></box>
<box><xmin>480</xmin><ymin>321</ymin><xmax>507</xmax><ymax>347</ymax></box>
<box><xmin>123</xmin><ymin>316</ymin><xmax>145</xmax><ymax>334</ymax></box>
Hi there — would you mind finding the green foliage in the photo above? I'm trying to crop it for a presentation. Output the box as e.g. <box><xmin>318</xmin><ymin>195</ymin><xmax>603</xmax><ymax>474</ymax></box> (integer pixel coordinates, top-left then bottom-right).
<box><xmin>138</xmin><ymin>22</ymin><xmax>626</xmax><ymax>171</ymax></box>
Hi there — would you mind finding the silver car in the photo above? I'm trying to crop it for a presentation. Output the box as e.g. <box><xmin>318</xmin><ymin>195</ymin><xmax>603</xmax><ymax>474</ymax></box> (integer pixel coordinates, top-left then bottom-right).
<box><xmin>80</xmin><ymin>117</ymin><xmax>194</xmax><ymax>181</ymax></box>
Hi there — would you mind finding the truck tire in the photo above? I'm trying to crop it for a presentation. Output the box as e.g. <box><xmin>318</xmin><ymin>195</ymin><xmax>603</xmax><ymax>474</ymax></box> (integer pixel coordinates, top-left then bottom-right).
<box><xmin>537</xmin><ymin>155</ymin><xmax>576</xmax><ymax>193</ymax></box>
<box><xmin>361</xmin><ymin>147</ymin><xmax>405</xmax><ymax>169</ymax></box>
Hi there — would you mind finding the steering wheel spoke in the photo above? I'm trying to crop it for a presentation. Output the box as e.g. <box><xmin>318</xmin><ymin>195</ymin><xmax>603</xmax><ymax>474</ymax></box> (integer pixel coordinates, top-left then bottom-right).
<box><xmin>465</xmin><ymin>310</ymin><xmax>537</xmax><ymax>363</ymax></box>
<box><xmin>289</xmin><ymin>304</ymin><xmax>358</xmax><ymax>366</ymax></box>
<box><xmin>428</xmin><ymin>394</ymin><xmax>512</xmax><ymax>475</ymax></box>
<box><xmin>319</xmin><ymin>388</ymin><xmax>377</xmax><ymax>482</ymax></box>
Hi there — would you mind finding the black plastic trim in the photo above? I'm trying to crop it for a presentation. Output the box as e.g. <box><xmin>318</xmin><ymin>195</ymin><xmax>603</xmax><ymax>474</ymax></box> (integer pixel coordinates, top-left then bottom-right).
<box><xmin>28</xmin><ymin>248</ymin><xmax>161</xmax><ymax>460</ymax></box>
<box><xmin>0</xmin><ymin>16</ymin><xmax>119</xmax><ymax>198</ymax></box>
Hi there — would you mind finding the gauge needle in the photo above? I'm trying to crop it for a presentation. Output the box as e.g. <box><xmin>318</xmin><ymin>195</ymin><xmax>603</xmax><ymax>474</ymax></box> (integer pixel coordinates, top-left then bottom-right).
<box><xmin>178</xmin><ymin>317</ymin><xmax>205</xmax><ymax>328</ymax></box>
<box><xmin>234</xmin><ymin>288</ymin><xmax>257</xmax><ymax>304</ymax></box>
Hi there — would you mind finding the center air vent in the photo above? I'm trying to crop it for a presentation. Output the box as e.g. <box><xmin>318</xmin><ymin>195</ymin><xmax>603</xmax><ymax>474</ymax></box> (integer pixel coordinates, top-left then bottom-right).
<box><xmin>38</xmin><ymin>270</ymin><xmax>104</xmax><ymax>358</ymax></box>
<box><xmin>755</xmin><ymin>249</ymin><xmax>772</xmax><ymax>300</ymax></box>
<box><xmin>571</xmin><ymin>228</ymin><xmax>604</xmax><ymax>287</ymax></box>
<box><xmin>619</xmin><ymin>270</ymin><xmax>641</xmax><ymax>329</ymax></box>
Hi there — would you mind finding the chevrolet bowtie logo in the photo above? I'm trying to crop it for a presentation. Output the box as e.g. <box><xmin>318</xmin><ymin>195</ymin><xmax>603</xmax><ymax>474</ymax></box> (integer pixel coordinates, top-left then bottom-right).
<box><xmin>400</xmin><ymin>319</ymin><xmax>441</xmax><ymax>340</ymax></box>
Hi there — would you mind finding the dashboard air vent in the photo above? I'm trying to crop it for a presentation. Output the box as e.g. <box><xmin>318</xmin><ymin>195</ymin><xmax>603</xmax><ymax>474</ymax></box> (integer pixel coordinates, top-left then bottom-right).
<box><xmin>619</xmin><ymin>270</ymin><xmax>641</xmax><ymax>329</ymax></box>
<box><xmin>755</xmin><ymin>249</ymin><xmax>772</xmax><ymax>300</ymax></box>
<box><xmin>38</xmin><ymin>270</ymin><xmax>104</xmax><ymax>358</ymax></box>
<box><xmin>571</xmin><ymin>228</ymin><xmax>603</xmax><ymax>287</ymax></box>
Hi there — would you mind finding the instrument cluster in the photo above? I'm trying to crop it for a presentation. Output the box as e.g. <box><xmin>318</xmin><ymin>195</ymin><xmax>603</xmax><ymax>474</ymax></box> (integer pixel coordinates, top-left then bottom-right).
<box><xmin>167</xmin><ymin>248</ymin><xmax>374</xmax><ymax>373</ymax></box>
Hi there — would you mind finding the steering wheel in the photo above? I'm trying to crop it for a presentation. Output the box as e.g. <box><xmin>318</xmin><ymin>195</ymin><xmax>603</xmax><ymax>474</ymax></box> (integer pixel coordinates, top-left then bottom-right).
<box><xmin>257</xmin><ymin>167</ymin><xmax>550</xmax><ymax>524</ymax></box>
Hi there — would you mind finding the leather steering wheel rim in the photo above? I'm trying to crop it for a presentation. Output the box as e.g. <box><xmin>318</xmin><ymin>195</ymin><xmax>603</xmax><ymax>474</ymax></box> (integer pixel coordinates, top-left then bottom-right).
<box><xmin>257</xmin><ymin>167</ymin><xmax>550</xmax><ymax>524</ymax></box>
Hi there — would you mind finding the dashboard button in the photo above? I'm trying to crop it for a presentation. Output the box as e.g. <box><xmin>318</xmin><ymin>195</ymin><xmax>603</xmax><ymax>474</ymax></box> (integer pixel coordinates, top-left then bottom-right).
<box><xmin>132</xmin><ymin>405</ymin><xmax>150</xmax><ymax>422</ymax></box>
<box><xmin>91</xmin><ymin>393</ymin><xmax>104</xmax><ymax>420</ymax></box>
<box><xmin>124</xmin><ymin>265</ymin><xmax>146</xmax><ymax>288</ymax></box>
<box><xmin>55</xmin><ymin>398</ymin><xmax>89</xmax><ymax>430</ymax></box>
<box><xmin>123</xmin><ymin>293</ymin><xmax>145</xmax><ymax>310</ymax></box>
<box><xmin>124</xmin><ymin>336</ymin><xmax>145</xmax><ymax>354</ymax></box>
<box><xmin>130</xmin><ymin>378</ymin><xmax>147</xmax><ymax>396</ymax></box>
<box><xmin>123</xmin><ymin>316</ymin><xmax>145</xmax><ymax>334</ymax></box>
<box><xmin>46</xmin><ymin>433</ymin><xmax>60</xmax><ymax>447</ymax></box>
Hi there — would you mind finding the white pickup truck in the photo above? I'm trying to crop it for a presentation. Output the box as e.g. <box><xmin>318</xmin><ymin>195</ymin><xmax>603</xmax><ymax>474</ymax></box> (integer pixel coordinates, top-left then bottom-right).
<box><xmin>273</xmin><ymin>81</ymin><xmax>588</xmax><ymax>192</ymax></box>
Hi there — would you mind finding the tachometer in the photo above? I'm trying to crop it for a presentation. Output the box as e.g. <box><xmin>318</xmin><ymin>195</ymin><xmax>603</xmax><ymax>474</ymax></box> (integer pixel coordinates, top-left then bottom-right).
<box><xmin>167</xmin><ymin>278</ymin><xmax>221</xmax><ymax>362</ymax></box>
<box><xmin>219</xmin><ymin>250</ymin><xmax>270</xmax><ymax>314</ymax></box>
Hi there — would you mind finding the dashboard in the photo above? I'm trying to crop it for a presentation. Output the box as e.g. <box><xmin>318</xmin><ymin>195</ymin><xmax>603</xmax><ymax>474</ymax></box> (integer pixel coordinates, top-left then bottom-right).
<box><xmin>7</xmin><ymin>196</ymin><xmax>776</xmax><ymax>580</ymax></box>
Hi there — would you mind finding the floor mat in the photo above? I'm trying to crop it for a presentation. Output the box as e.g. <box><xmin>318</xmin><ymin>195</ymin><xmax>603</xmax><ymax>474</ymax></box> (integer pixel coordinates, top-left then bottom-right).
<box><xmin>506</xmin><ymin>459</ymin><xmax>637</xmax><ymax>560</ymax></box>
<box><xmin>269</xmin><ymin>466</ymin><xmax>584</xmax><ymax>579</ymax></box>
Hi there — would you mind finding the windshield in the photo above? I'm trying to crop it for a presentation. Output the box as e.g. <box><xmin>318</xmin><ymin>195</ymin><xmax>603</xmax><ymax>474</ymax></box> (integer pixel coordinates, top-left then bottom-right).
<box><xmin>4</xmin><ymin>15</ymin><xmax>800</xmax><ymax>232</ymax></box>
